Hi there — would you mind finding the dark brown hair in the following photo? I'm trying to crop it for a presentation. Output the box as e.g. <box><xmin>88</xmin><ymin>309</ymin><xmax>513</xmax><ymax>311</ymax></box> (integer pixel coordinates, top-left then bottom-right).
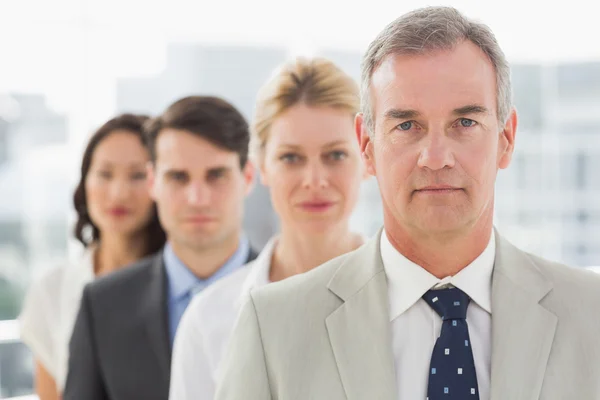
<box><xmin>144</xmin><ymin>96</ymin><xmax>250</xmax><ymax>167</ymax></box>
<box><xmin>73</xmin><ymin>114</ymin><xmax>166</xmax><ymax>254</ymax></box>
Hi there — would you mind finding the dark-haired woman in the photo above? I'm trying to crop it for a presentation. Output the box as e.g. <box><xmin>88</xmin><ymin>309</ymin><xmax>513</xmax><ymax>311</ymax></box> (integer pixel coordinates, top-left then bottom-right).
<box><xmin>19</xmin><ymin>114</ymin><xmax>166</xmax><ymax>400</ymax></box>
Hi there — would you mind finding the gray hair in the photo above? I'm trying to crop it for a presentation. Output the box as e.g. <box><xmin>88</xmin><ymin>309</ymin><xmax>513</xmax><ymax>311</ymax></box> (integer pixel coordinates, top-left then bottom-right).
<box><xmin>360</xmin><ymin>6</ymin><xmax>512</xmax><ymax>133</ymax></box>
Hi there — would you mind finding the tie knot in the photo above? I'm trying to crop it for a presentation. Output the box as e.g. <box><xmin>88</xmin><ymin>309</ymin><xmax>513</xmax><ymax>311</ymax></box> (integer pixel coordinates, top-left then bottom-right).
<box><xmin>423</xmin><ymin>287</ymin><xmax>470</xmax><ymax>320</ymax></box>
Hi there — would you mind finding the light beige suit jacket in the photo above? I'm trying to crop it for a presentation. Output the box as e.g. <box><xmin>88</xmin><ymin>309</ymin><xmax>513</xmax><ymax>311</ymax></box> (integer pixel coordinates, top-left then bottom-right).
<box><xmin>215</xmin><ymin>230</ymin><xmax>600</xmax><ymax>400</ymax></box>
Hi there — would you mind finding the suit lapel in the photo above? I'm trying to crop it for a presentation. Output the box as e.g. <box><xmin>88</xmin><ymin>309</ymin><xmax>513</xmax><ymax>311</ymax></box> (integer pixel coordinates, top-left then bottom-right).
<box><xmin>490</xmin><ymin>232</ymin><xmax>557</xmax><ymax>400</ymax></box>
<box><xmin>142</xmin><ymin>253</ymin><xmax>172</xmax><ymax>384</ymax></box>
<box><xmin>323</xmin><ymin>229</ymin><xmax>558</xmax><ymax>399</ymax></box>
<box><xmin>141</xmin><ymin>243</ymin><xmax>255</xmax><ymax>381</ymax></box>
<box><xmin>325</xmin><ymin>231</ymin><xmax>397</xmax><ymax>400</ymax></box>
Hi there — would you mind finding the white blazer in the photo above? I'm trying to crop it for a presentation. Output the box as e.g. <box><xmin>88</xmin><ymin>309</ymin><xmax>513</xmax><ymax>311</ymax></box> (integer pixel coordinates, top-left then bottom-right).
<box><xmin>214</xmin><ymin>229</ymin><xmax>600</xmax><ymax>400</ymax></box>
<box><xmin>19</xmin><ymin>248</ymin><xmax>95</xmax><ymax>391</ymax></box>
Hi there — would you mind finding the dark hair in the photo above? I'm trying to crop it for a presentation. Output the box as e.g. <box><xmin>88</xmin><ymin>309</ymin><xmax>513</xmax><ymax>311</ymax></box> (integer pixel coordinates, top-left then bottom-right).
<box><xmin>144</xmin><ymin>96</ymin><xmax>250</xmax><ymax>167</ymax></box>
<box><xmin>73</xmin><ymin>114</ymin><xmax>166</xmax><ymax>255</ymax></box>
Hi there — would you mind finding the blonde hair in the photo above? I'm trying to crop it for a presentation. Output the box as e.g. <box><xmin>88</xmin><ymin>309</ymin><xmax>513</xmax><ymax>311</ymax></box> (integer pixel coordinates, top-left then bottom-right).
<box><xmin>251</xmin><ymin>57</ymin><xmax>360</xmax><ymax>161</ymax></box>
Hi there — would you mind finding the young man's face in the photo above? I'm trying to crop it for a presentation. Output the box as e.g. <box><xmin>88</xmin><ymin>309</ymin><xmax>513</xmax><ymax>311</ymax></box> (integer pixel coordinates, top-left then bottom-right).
<box><xmin>148</xmin><ymin>128</ymin><xmax>254</xmax><ymax>252</ymax></box>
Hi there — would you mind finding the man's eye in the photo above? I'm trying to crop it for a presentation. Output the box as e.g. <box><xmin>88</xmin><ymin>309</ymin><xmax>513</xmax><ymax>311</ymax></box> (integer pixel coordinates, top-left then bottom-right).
<box><xmin>459</xmin><ymin>118</ymin><xmax>476</xmax><ymax>128</ymax></box>
<box><xmin>398</xmin><ymin>121</ymin><xmax>413</xmax><ymax>131</ymax></box>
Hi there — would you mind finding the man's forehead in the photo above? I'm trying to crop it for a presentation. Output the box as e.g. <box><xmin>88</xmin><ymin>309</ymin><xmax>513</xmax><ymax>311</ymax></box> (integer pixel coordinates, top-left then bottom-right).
<box><xmin>155</xmin><ymin>160</ymin><xmax>234</xmax><ymax>174</ymax></box>
<box><xmin>156</xmin><ymin>131</ymin><xmax>238</xmax><ymax>159</ymax></box>
<box><xmin>371</xmin><ymin>50</ymin><xmax>497</xmax><ymax>116</ymax></box>
<box><xmin>373</xmin><ymin>56</ymin><xmax>494</xmax><ymax>87</ymax></box>
<box><xmin>155</xmin><ymin>150</ymin><xmax>239</xmax><ymax>172</ymax></box>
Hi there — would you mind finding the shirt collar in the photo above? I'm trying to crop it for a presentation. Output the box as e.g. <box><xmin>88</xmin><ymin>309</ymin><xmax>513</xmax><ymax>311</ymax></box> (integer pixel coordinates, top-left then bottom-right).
<box><xmin>164</xmin><ymin>236</ymin><xmax>251</xmax><ymax>301</ymax></box>
<box><xmin>381</xmin><ymin>230</ymin><xmax>495</xmax><ymax>322</ymax></box>
<box><xmin>237</xmin><ymin>236</ymin><xmax>278</xmax><ymax>305</ymax></box>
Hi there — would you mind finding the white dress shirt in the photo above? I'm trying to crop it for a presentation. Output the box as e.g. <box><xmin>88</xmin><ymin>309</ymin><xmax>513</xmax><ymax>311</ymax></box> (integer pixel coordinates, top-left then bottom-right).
<box><xmin>169</xmin><ymin>237</ymin><xmax>276</xmax><ymax>400</ymax></box>
<box><xmin>19</xmin><ymin>248</ymin><xmax>95</xmax><ymax>391</ymax></box>
<box><xmin>381</xmin><ymin>230</ymin><xmax>495</xmax><ymax>400</ymax></box>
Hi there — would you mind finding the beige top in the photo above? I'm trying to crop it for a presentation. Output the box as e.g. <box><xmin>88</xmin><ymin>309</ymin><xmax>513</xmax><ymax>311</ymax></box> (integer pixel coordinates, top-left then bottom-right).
<box><xmin>19</xmin><ymin>248</ymin><xmax>95</xmax><ymax>391</ymax></box>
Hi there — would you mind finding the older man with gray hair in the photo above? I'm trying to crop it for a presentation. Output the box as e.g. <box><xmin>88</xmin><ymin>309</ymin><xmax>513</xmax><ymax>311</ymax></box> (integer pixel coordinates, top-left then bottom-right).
<box><xmin>215</xmin><ymin>6</ymin><xmax>600</xmax><ymax>400</ymax></box>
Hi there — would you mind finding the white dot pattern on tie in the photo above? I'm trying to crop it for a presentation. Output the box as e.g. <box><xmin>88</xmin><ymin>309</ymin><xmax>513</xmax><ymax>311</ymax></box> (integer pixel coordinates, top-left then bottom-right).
<box><xmin>423</xmin><ymin>287</ymin><xmax>480</xmax><ymax>399</ymax></box>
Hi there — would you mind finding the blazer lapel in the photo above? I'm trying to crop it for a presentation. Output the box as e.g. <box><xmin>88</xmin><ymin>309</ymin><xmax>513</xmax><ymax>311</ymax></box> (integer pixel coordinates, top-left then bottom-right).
<box><xmin>142</xmin><ymin>253</ymin><xmax>172</xmax><ymax>383</ymax></box>
<box><xmin>325</xmin><ymin>230</ymin><xmax>397</xmax><ymax>400</ymax></box>
<box><xmin>490</xmin><ymin>232</ymin><xmax>557</xmax><ymax>400</ymax></box>
<box><xmin>141</xmin><ymin>242</ymin><xmax>255</xmax><ymax>382</ymax></box>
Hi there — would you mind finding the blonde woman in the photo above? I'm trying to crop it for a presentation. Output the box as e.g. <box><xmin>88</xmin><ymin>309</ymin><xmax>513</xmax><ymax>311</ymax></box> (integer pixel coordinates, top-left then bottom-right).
<box><xmin>168</xmin><ymin>57</ymin><xmax>367</xmax><ymax>399</ymax></box>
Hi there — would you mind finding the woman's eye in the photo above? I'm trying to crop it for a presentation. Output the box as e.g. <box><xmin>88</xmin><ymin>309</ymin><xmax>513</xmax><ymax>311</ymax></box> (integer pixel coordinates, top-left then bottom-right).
<box><xmin>280</xmin><ymin>153</ymin><xmax>301</xmax><ymax>163</ymax></box>
<box><xmin>327</xmin><ymin>151</ymin><xmax>348</xmax><ymax>161</ymax></box>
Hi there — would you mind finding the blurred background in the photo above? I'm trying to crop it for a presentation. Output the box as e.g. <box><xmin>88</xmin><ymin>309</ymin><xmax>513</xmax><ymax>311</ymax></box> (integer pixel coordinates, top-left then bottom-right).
<box><xmin>0</xmin><ymin>0</ymin><xmax>599</xmax><ymax>397</ymax></box>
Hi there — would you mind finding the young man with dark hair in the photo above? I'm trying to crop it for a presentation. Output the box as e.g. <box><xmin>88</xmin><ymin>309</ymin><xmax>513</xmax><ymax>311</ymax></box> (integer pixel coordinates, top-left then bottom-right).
<box><xmin>64</xmin><ymin>96</ymin><xmax>258</xmax><ymax>400</ymax></box>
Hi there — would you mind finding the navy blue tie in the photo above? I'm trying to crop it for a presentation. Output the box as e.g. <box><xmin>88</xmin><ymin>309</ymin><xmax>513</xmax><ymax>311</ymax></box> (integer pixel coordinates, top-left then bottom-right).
<box><xmin>423</xmin><ymin>287</ymin><xmax>479</xmax><ymax>399</ymax></box>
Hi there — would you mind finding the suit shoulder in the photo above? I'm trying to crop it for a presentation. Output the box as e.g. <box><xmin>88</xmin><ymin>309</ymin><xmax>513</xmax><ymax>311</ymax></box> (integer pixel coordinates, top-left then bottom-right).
<box><xmin>85</xmin><ymin>253</ymin><xmax>159</xmax><ymax>298</ymax></box>
<box><xmin>529</xmin><ymin>253</ymin><xmax>600</xmax><ymax>301</ymax></box>
<box><xmin>249</xmin><ymin>250</ymin><xmax>352</xmax><ymax>312</ymax></box>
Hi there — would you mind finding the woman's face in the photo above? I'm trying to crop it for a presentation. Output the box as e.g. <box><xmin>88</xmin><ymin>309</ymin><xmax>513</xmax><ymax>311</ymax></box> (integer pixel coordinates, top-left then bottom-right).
<box><xmin>261</xmin><ymin>104</ymin><xmax>364</xmax><ymax>234</ymax></box>
<box><xmin>85</xmin><ymin>130</ymin><xmax>154</xmax><ymax>238</ymax></box>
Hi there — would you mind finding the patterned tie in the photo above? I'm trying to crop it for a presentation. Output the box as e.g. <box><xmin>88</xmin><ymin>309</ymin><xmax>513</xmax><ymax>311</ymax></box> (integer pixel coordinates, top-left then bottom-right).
<box><xmin>423</xmin><ymin>287</ymin><xmax>479</xmax><ymax>399</ymax></box>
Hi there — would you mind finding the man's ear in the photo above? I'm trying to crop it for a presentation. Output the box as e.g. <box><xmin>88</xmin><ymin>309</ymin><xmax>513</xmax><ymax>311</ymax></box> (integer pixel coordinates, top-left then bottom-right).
<box><xmin>355</xmin><ymin>113</ymin><xmax>376</xmax><ymax>177</ymax></box>
<box><xmin>242</xmin><ymin>160</ymin><xmax>256</xmax><ymax>196</ymax></box>
<box><xmin>498</xmin><ymin>108</ymin><xmax>518</xmax><ymax>170</ymax></box>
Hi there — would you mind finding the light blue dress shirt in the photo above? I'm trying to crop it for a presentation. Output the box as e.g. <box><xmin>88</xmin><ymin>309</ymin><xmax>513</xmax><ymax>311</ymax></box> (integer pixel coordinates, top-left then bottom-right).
<box><xmin>163</xmin><ymin>237</ymin><xmax>250</xmax><ymax>346</ymax></box>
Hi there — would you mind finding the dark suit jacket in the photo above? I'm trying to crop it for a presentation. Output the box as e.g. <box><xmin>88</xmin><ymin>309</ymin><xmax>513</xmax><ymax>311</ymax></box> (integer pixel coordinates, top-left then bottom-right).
<box><xmin>64</xmin><ymin>248</ymin><xmax>258</xmax><ymax>400</ymax></box>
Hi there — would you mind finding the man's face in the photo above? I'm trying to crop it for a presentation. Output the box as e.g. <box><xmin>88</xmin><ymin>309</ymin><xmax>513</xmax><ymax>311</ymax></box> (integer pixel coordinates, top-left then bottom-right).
<box><xmin>357</xmin><ymin>40</ymin><xmax>517</xmax><ymax>238</ymax></box>
<box><xmin>148</xmin><ymin>129</ymin><xmax>253</xmax><ymax>252</ymax></box>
